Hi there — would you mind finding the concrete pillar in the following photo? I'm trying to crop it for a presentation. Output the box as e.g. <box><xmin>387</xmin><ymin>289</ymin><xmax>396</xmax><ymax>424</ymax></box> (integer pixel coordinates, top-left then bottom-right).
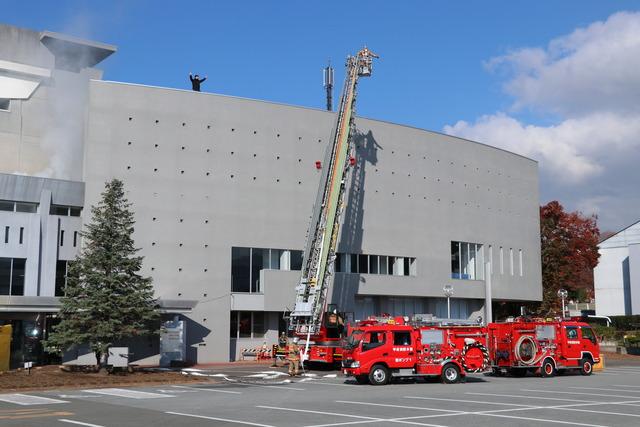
<box><xmin>484</xmin><ymin>261</ymin><xmax>492</xmax><ymax>324</ymax></box>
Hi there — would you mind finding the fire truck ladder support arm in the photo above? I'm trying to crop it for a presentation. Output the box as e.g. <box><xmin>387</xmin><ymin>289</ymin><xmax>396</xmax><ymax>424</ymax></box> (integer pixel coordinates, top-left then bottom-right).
<box><xmin>289</xmin><ymin>47</ymin><xmax>378</xmax><ymax>337</ymax></box>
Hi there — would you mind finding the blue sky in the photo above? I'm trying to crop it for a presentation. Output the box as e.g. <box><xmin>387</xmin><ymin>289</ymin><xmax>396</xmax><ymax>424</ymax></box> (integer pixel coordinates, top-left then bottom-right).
<box><xmin>4</xmin><ymin>1</ymin><xmax>640</xmax><ymax>230</ymax></box>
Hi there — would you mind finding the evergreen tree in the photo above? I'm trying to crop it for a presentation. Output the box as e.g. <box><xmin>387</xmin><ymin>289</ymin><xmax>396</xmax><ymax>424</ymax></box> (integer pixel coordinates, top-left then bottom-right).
<box><xmin>46</xmin><ymin>179</ymin><xmax>158</xmax><ymax>368</ymax></box>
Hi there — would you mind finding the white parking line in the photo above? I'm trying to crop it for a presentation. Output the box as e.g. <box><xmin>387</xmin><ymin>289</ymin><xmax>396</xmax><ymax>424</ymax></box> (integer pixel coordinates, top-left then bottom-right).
<box><xmin>614</xmin><ymin>384</ymin><xmax>640</xmax><ymax>388</ymax></box>
<box><xmin>83</xmin><ymin>388</ymin><xmax>172</xmax><ymax>399</ymax></box>
<box><xmin>404</xmin><ymin>395</ymin><xmax>538</xmax><ymax>408</ymax></box>
<box><xmin>171</xmin><ymin>385</ymin><xmax>242</xmax><ymax>394</ymax></box>
<box><xmin>59</xmin><ymin>420</ymin><xmax>105</xmax><ymax>427</ymax></box>
<box><xmin>337</xmin><ymin>400</ymin><xmax>464</xmax><ymax>413</ymax></box>
<box><xmin>569</xmin><ymin>386</ymin><xmax>640</xmax><ymax>393</ymax></box>
<box><xmin>257</xmin><ymin>405</ymin><xmax>380</xmax><ymax>420</ymax></box>
<box><xmin>166</xmin><ymin>411</ymin><xmax>275</xmax><ymax>426</ymax></box>
<box><xmin>0</xmin><ymin>394</ymin><xmax>68</xmax><ymax>405</ymax></box>
<box><xmin>466</xmin><ymin>392</ymin><xmax>591</xmax><ymax>402</ymax></box>
<box><xmin>248</xmin><ymin>384</ymin><xmax>306</xmax><ymax>391</ymax></box>
<box><xmin>480</xmin><ymin>413</ymin><xmax>608</xmax><ymax>427</ymax></box>
<box><xmin>521</xmin><ymin>388</ymin><xmax>635</xmax><ymax>399</ymax></box>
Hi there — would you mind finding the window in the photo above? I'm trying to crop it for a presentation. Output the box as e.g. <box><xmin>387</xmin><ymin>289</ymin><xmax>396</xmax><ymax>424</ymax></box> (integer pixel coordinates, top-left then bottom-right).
<box><xmin>73</xmin><ymin>231</ymin><xmax>78</xmax><ymax>247</ymax></box>
<box><xmin>231</xmin><ymin>247</ymin><xmax>251</xmax><ymax>292</ymax></box>
<box><xmin>230</xmin><ymin>311</ymin><xmax>267</xmax><ymax>339</ymax></box>
<box><xmin>290</xmin><ymin>250</ymin><xmax>303</xmax><ymax>270</ymax></box>
<box><xmin>0</xmin><ymin>201</ymin><xmax>13</xmax><ymax>211</ymax></box>
<box><xmin>15</xmin><ymin>202</ymin><xmax>37</xmax><ymax>213</ymax></box>
<box><xmin>60</xmin><ymin>230</ymin><xmax>65</xmax><ymax>247</ymax></box>
<box><xmin>0</xmin><ymin>99</ymin><xmax>9</xmax><ymax>111</ymax></box>
<box><xmin>19</xmin><ymin>227</ymin><xmax>23</xmax><ymax>244</ymax></box>
<box><xmin>362</xmin><ymin>331</ymin><xmax>385</xmax><ymax>351</ymax></box>
<box><xmin>0</xmin><ymin>257</ymin><xmax>25</xmax><ymax>296</ymax></box>
<box><xmin>231</xmin><ymin>247</ymin><xmax>304</xmax><ymax>292</ymax></box>
<box><xmin>536</xmin><ymin>325</ymin><xmax>556</xmax><ymax>340</ymax></box>
<box><xmin>4</xmin><ymin>226</ymin><xmax>8</xmax><ymax>244</ymax></box>
<box><xmin>335</xmin><ymin>253</ymin><xmax>415</xmax><ymax>276</ymax></box>
<box><xmin>393</xmin><ymin>331</ymin><xmax>412</xmax><ymax>346</ymax></box>
<box><xmin>69</xmin><ymin>207</ymin><xmax>82</xmax><ymax>217</ymax></box>
<box><xmin>359</xmin><ymin>254</ymin><xmax>368</xmax><ymax>274</ymax></box>
<box><xmin>251</xmin><ymin>248</ymin><xmax>265</xmax><ymax>293</ymax></box>
<box><xmin>581</xmin><ymin>327</ymin><xmax>596</xmax><ymax>343</ymax></box>
<box><xmin>451</xmin><ymin>241</ymin><xmax>483</xmax><ymax>280</ymax></box>
<box><xmin>380</xmin><ymin>256</ymin><xmax>388</xmax><ymax>274</ymax></box>
<box><xmin>566</xmin><ymin>327</ymin><xmax>578</xmax><ymax>340</ymax></box>
<box><xmin>350</xmin><ymin>254</ymin><xmax>358</xmax><ymax>273</ymax></box>
<box><xmin>370</xmin><ymin>256</ymin><xmax>379</xmax><ymax>274</ymax></box>
<box><xmin>50</xmin><ymin>205</ymin><xmax>69</xmax><ymax>215</ymax></box>
<box><xmin>55</xmin><ymin>260</ymin><xmax>68</xmax><ymax>296</ymax></box>
<box><xmin>421</xmin><ymin>330</ymin><xmax>444</xmax><ymax>345</ymax></box>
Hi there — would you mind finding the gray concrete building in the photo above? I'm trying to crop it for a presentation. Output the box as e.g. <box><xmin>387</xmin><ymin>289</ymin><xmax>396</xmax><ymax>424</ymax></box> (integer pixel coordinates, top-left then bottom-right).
<box><xmin>1</xmin><ymin>24</ymin><xmax>542</xmax><ymax>364</ymax></box>
<box><xmin>594</xmin><ymin>220</ymin><xmax>640</xmax><ymax>316</ymax></box>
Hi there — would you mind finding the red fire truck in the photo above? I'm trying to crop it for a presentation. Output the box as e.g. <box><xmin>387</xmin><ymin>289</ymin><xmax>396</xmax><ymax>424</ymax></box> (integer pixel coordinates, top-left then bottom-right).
<box><xmin>341</xmin><ymin>316</ymin><xmax>489</xmax><ymax>385</ymax></box>
<box><xmin>488</xmin><ymin>318</ymin><xmax>600</xmax><ymax>377</ymax></box>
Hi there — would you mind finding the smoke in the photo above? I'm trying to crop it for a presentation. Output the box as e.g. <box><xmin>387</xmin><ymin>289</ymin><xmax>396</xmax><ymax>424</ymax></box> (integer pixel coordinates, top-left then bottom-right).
<box><xmin>35</xmin><ymin>14</ymin><xmax>97</xmax><ymax>181</ymax></box>
<box><xmin>36</xmin><ymin>68</ymin><xmax>91</xmax><ymax>181</ymax></box>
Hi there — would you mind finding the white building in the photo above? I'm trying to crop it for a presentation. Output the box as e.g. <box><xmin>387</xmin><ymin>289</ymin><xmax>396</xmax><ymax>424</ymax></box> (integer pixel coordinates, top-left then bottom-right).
<box><xmin>594</xmin><ymin>220</ymin><xmax>640</xmax><ymax>316</ymax></box>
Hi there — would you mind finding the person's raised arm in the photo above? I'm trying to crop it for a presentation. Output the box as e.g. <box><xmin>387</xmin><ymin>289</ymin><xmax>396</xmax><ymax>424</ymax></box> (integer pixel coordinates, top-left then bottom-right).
<box><xmin>200</xmin><ymin>76</ymin><xmax>207</xmax><ymax>83</ymax></box>
<box><xmin>189</xmin><ymin>72</ymin><xmax>194</xmax><ymax>82</ymax></box>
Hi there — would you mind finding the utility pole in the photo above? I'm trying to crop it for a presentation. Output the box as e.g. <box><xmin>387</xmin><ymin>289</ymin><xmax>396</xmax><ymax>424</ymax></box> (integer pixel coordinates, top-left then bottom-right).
<box><xmin>443</xmin><ymin>284</ymin><xmax>454</xmax><ymax>319</ymax></box>
<box><xmin>323</xmin><ymin>61</ymin><xmax>334</xmax><ymax>111</ymax></box>
<box><xmin>557</xmin><ymin>288</ymin><xmax>568</xmax><ymax>318</ymax></box>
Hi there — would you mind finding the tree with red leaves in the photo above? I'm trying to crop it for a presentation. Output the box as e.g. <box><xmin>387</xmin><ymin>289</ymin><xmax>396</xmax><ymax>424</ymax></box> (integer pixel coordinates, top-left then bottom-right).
<box><xmin>539</xmin><ymin>201</ymin><xmax>600</xmax><ymax>315</ymax></box>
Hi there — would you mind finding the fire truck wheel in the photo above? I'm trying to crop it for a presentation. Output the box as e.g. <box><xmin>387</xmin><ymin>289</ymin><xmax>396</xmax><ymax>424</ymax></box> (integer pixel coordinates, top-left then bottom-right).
<box><xmin>580</xmin><ymin>358</ymin><xmax>593</xmax><ymax>376</ymax></box>
<box><xmin>441</xmin><ymin>363</ymin><xmax>461</xmax><ymax>384</ymax></box>
<box><xmin>541</xmin><ymin>359</ymin><xmax>556</xmax><ymax>377</ymax></box>
<box><xmin>368</xmin><ymin>365</ymin><xmax>389</xmax><ymax>385</ymax></box>
<box><xmin>355</xmin><ymin>375</ymin><xmax>369</xmax><ymax>384</ymax></box>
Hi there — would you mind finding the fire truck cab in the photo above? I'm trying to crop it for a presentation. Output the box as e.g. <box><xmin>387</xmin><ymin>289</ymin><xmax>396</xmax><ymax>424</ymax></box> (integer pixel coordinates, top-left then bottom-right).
<box><xmin>342</xmin><ymin>317</ymin><xmax>489</xmax><ymax>385</ymax></box>
<box><xmin>488</xmin><ymin>319</ymin><xmax>600</xmax><ymax>377</ymax></box>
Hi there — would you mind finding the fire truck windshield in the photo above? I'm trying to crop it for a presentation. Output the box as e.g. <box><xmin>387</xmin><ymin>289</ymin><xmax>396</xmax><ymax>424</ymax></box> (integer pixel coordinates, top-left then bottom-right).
<box><xmin>345</xmin><ymin>330</ymin><xmax>364</xmax><ymax>349</ymax></box>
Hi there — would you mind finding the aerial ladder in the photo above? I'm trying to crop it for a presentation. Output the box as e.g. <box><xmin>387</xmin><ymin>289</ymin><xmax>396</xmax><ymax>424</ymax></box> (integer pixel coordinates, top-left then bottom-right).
<box><xmin>289</xmin><ymin>47</ymin><xmax>378</xmax><ymax>364</ymax></box>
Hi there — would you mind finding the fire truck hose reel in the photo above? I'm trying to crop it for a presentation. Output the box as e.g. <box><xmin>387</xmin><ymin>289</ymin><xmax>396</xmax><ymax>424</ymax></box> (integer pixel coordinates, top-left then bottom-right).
<box><xmin>514</xmin><ymin>335</ymin><xmax>538</xmax><ymax>365</ymax></box>
<box><xmin>461</xmin><ymin>342</ymin><xmax>490</xmax><ymax>373</ymax></box>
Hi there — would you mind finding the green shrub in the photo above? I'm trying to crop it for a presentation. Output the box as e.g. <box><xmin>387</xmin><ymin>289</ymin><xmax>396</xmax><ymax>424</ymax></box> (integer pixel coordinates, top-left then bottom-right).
<box><xmin>610</xmin><ymin>315</ymin><xmax>640</xmax><ymax>330</ymax></box>
<box><xmin>624</xmin><ymin>335</ymin><xmax>640</xmax><ymax>347</ymax></box>
<box><xmin>590</xmin><ymin>324</ymin><xmax>617</xmax><ymax>341</ymax></box>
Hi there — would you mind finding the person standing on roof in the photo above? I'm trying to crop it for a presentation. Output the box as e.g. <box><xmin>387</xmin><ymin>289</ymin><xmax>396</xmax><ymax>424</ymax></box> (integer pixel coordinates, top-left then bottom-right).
<box><xmin>189</xmin><ymin>72</ymin><xmax>207</xmax><ymax>92</ymax></box>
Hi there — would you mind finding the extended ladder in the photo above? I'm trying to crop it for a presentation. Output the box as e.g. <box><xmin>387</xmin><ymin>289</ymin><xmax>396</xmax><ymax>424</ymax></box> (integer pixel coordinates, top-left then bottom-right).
<box><xmin>289</xmin><ymin>47</ymin><xmax>378</xmax><ymax>336</ymax></box>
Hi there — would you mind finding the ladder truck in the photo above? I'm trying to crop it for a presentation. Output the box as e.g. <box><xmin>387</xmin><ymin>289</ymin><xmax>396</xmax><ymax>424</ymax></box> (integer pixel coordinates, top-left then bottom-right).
<box><xmin>288</xmin><ymin>47</ymin><xmax>378</xmax><ymax>365</ymax></box>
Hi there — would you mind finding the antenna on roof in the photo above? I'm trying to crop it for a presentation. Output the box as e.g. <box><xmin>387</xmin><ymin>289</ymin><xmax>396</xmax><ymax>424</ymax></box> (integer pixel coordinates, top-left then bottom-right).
<box><xmin>323</xmin><ymin>60</ymin><xmax>334</xmax><ymax>111</ymax></box>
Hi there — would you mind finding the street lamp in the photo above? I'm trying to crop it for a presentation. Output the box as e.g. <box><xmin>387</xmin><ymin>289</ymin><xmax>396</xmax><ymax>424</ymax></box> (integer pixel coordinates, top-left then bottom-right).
<box><xmin>557</xmin><ymin>288</ymin><xmax>568</xmax><ymax>318</ymax></box>
<box><xmin>443</xmin><ymin>284</ymin><xmax>454</xmax><ymax>319</ymax></box>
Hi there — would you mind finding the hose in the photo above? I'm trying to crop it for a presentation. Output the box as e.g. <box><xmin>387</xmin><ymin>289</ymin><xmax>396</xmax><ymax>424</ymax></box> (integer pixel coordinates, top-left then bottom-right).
<box><xmin>514</xmin><ymin>335</ymin><xmax>538</xmax><ymax>365</ymax></box>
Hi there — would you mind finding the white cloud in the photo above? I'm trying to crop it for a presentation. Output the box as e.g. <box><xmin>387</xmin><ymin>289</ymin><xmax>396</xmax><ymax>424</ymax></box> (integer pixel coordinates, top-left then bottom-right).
<box><xmin>444</xmin><ymin>11</ymin><xmax>640</xmax><ymax>229</ymax></box>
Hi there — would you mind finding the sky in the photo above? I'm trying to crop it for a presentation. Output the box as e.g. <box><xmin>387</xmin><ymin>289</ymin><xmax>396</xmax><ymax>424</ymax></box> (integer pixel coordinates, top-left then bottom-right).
<box><xmin>4</xmin><ymin>0</ymin><xmax>640</xmax><ymax>232</ymax></box>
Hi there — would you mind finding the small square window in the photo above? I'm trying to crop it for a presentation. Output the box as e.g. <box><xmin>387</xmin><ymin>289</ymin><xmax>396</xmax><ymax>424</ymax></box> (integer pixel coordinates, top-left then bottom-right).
<box><xmin>0</xmin><ymin>99</ymin><xmax>10</xmax><ymax>111</ymax></box>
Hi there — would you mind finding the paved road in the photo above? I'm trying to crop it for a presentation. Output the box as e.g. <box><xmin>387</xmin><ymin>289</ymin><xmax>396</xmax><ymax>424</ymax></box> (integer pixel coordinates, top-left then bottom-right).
<box><xmin>1</xmin><ymin>365</ymin><xmax>640</xmax><ymax>426</ymax></box>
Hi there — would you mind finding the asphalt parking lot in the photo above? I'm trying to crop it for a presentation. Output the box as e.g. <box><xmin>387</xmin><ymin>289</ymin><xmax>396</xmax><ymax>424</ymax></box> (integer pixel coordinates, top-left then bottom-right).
<box><xmin>1</xmin><ymin>364</ymin><xmax>640</xmax><ymax>427</ymax></box>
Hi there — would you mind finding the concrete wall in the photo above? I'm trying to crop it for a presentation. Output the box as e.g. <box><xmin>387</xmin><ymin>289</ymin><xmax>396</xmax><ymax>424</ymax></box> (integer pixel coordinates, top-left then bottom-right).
<box><xmin>0</xmin><ymin>173</ymin><xmax>84</xmax><ymax>297</ymax></box>
<box><xmin>84</xmin><ymin>80</ymin><xmax>541</xmax><ymax>362</ymax></box>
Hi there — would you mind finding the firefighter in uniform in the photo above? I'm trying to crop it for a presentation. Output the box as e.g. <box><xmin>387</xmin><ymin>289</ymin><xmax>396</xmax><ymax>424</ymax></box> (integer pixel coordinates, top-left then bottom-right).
<box><xmin>287</xmin><ymin>337</ymin><xmax>301</xmax><ymax>376</ymax></box>
<box><xmin>272</xmin><ymin>332</ymin><xmax>288</xmax><ymax>367</ymax></box>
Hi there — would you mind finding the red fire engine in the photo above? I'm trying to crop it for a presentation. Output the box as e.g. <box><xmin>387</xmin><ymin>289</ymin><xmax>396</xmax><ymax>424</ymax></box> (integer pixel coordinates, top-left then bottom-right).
<box><xmin>488</xmin><ymin>318</ymin><xmax>600</xmax><ymax>377</ymax></box>
<box><xmin>341</xmin><ymin>316</ymin><xmax>489</xmax><ymax>385</ymax></box>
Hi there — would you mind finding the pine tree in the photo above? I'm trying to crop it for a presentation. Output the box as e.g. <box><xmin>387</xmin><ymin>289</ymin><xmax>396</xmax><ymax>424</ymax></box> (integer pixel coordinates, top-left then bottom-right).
<box><xmin>46</xmin><ymin>179</ymin><xmax>158</xmax><ymax>368</ymax></box>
